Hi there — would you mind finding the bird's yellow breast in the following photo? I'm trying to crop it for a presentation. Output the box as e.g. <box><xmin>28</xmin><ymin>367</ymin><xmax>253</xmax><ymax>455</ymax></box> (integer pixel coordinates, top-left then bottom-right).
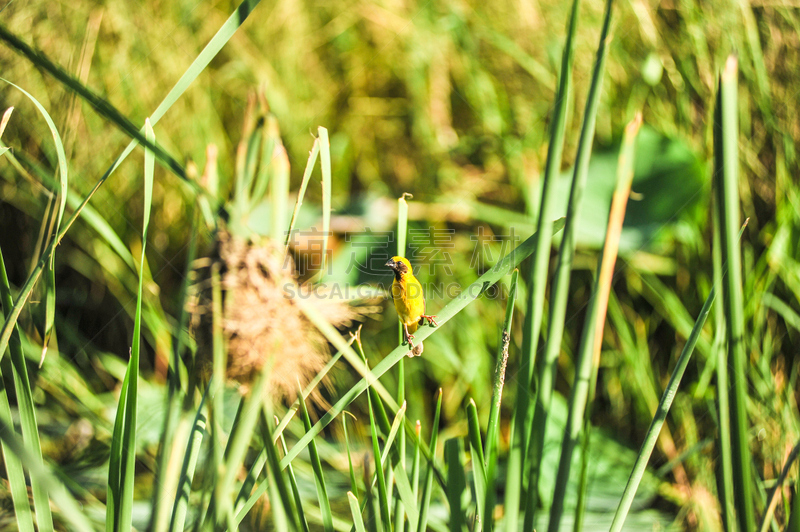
<box><xmin>392</xmin><ymin>274</ymin><xmax>426</xmax><ymax>331</ymax></box>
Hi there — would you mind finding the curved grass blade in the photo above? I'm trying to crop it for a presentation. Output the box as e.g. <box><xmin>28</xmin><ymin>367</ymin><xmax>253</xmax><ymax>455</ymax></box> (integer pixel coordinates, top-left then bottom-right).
<box><xmin>526</xmin><ymin>0</ymin><xmax>615</xmax><ymax>525</ymax></box>
<box><xmin>0</xmin><ymin>28</ymin><xmax>188</xmax><ymax>181</ymax></box>
<box><xmin>285</xmin><ymin>138</ymin><xmax>320</xmax><ymax>250</ymax></box>
<box><xmin>283</xmin><ymin>219</ymin><xmax>565</xmax><ymax>468</ymax></box>
<box><xmin>548</xmin><ymin>113</ymin><xmax>640</xmax><ymax>532</ymax></box>
<box><xmin>0</xmin><ymin>80</ymin><xmax>66</xmax><ymax>377</ymax></box>
<box><xmin>106</xmin><ymin>118</ymin><xmax>155</xmax><ymax>532</ymax></box>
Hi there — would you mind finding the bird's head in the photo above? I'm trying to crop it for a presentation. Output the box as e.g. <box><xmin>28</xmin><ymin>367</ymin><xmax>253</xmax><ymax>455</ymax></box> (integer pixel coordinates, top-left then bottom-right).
<box><xmin>385</xmin><ymin>256</ymin><xmax>412</xmax><ymax>277</ymax></box>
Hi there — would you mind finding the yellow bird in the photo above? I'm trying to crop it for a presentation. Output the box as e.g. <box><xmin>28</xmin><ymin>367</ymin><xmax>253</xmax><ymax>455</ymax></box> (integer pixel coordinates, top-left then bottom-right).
<box><xmin>385</xmin><ymin>256</ymin><xmax>437</xmax><ymax>356</ymax></box>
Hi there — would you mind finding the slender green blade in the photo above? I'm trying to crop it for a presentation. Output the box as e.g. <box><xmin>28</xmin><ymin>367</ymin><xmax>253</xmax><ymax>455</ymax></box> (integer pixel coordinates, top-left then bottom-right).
<box><xmin>467</xmin><ymin>400</ymin><xmax>486</xmax><ymax>532</ymax></box>
<box><xmin>445</xmin><ymin>439</ymin><xmax>466</xmax><ymax>532</ymax></box>
<box><xmin>486</xmin><ymin>269</ymin><xmax>517</xmax><ymax>464</ymax></box>
<box><xmin>367</xmin><ymin>390</ymin><xmax>391</xmax><ymax>531</ymax></box>
<box><xmin>610</xmin><ymin>289</ymin><xmax>716</xmax><ymax>531</ymax></box>
<box><xmin>507</xmin><ymin>0</ymin><xmax>580</xmax><ymax>522</ymax></box>
<box><xmin>261</xmin><ymin>407</ymin><xmax>300</xmax><ymax>532</ymax></box>
<box><xmin>319</xmin><ymin>126</ymin><xmax>332</xmax><ymax>276</ymax></box>
<box><xmin>278</xmin><ymin>428</ymin><xmax>310</xmax><ymax>532</ymax></box>
<box><xmin>0</xmin><ymin>252</ymin><xmax>35</xmax><ymax>532</ymax></box>
<box><xmin>393</xmin><ymin>462</ymin><xmax>419</xmax><ymax>526</ymax></box>
<box><xmin>395</xmin><ymin>192</ymin><xmax>410</xmax><ymax>532</ymax></box>
<box><xmin>299</xmin><ymin>392</ymin><xmax>334</xmax><ymax>532</ymax></box>
<box><xmin>417</xmin><ymin>390</ymin><xmax>442</xmax><ymax>532</ymax></box>
<box><xmin>379</xmin><ymin>401</ymin><xmax>407</xmax><ymax>470</ymax></box>
<box><xmin>285</xmin><ymin>138</ymin><xmax>320</xmax><ymax>250</ymax></box>
<box><xmin>549</xmin><ymin>114</ymin><xmax>641</xmax><ymax>531</ymax></box>
<box><xmin>716</xmin><ymin>55</ymin><xmax>755</xmax><ymax>532</ymax></box>
<box><xmin>107</xmin><ymin>118</ymin><xmax>155</xmax><ymax>532</ymax></box>
<box><xmin>169</xmin><ymin>385</ymin><xmax>210</xmax><ymax>532</ymax></box>
<box><xmin>344</xmin><ymin>414</ymin><xmax>360</xmax><ymax>500</ymax></box>
<box><xmin>526</xmin><ymin>0</ymin><xmax>615</xmax><ymax>525</ymax></box>
<box><xmin>349</xmin><ymin>492</ymin><xmax>368</xmax><ymax>532</ymax></box>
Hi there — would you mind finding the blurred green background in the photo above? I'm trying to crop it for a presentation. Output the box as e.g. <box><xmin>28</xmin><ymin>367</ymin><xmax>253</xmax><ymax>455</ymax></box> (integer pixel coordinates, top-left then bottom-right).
<box><xmin>0</xmin><ymin>0</ymin><xmax>799</xmax><ymax>529</ymax></box>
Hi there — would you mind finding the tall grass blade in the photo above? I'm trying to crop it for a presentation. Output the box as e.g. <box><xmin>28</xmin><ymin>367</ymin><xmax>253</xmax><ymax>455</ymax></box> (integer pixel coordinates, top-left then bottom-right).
<box><xmin>467</xmin><ymin>400</ymin><xmax>486</xmax><ymax>532</ymax></box>
<box><xmin>349</xmin><ymin>492</ymin><xmax>368</xmax><ymax>532</ymax></box>
<box><xmin>712</xmin><ymin>188</ymin><xmax>736</xmax><ymax>530</ymax></box>
<box><xmin>417</xmin><ymin>389</ymin><xmax>442</xmax><ymax>532</ymax></box>
<box><xmin>395</xmin><ymin>192</ymin><xmax>411</xmax><ymax>532</ymax></box>
<box><xmin>0</xmin><ymin>248</ymin><xmax>52</xmax><ymax>532</ymax></box>
<box><xmin>278</xmin><ymin>423</ymin><xmax>310</xmax><ymax>532</ymax></box>
<box><xmin>548</xmin><ymin>113</ymin><xmax>640</xmax><ymax>531</ymax></box>
<box><xmin>506</xmin><ymin>0</ymin><xmax>579</xmax><ymax>522</ymax></box>
<box><xmin>344</xmin><ymin>413</ymin><xmax>361</xmax><ymax>499</ymax></box>
<box><xmin>169</xmin><ymin>384</ymin><xmax>210</xmax><ymax>532</ymax></box>
<box><xmin>283</xmin><ymin>219</ymin><xmax>565</xmax><ymax>467</ymax></box>
<box><xmin>216</xmin><ymin>370</ymin><xmax>272</xmax><ymax>528</ymax></box>
<box><xmin>445</xmin><ymin>438</ymin><xmax>466</xmax><ymax>532</ymax></box>
<box><xmin>0</xmin><ymin>80</ymin><xmax>66</xmax><ymax>382</ymax></box>
<box><xmin>0</xmin><ymin>253</ymin><xmax>35</xmax><ymax>532</ymax></box>
<box><xmin>526</xmin><ymin>0</ymin><xmax>615</xmax><ymax>525</ymax></box>
<box><xmin>610</xmin><ymin>288</ymin><xmax>716</xmax><ymax>531</ymax></box>
<box><xmin>260</xmin><ymin>408</ymin><xmax>300</xmax><ymax>531</ymax></box>
<box><xmin>270</xmin><ymin>142</ymin><xmax>291</xmax><ymax>243</ymax></box>
<box><xmin>610</xmin><ymin>221</ymin><xmax>747</xmax><ymax>531</ymax></box>
<box><xmin>285</xmin><ymin>138</ymin><xmax>320</xmax><ymax>250</ymax></box>
<box><xmin>484</xmin><ymin>269</ymin><xmax>517</xmax><ymax>531</ymax></box>
<box><xmin>319</xmin><ymin>126</ymin><xmax>332</xmax><ymax>276</ymax></box>
<box><xmin>715</xmin><ymin>55</ymin><xmax>755</xmax><ymax>532</ymax></box>
<box><xmin>486</xmin><ymin>269</ymin><xmax>517</xmax><ymax>464</ymax></box>
<box><xmin>106</xmin><ymin>118</ymin><xmax>155</xmax><ymax>532</ymax></box>
<box><xmin>152</xmin><ymin>212</ymin><xmax>199</xmax><ymax>531</ymax></box>
<box><xmin>367</xmin><ymin>389</ymin><xmax>391</xmax><ymax>530</ymax></box>
<box><xmin>299</xmin><ymin>391</ymin><xmax>334</xmax><ymax>532</ymax></box>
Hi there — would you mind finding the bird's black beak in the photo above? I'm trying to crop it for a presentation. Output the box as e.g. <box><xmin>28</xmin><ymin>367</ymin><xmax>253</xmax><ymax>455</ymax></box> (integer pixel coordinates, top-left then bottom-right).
<box><xmin>385</xmin><ymin>258</ymin><xmax>396</xmax><ymax>269</ymax></box>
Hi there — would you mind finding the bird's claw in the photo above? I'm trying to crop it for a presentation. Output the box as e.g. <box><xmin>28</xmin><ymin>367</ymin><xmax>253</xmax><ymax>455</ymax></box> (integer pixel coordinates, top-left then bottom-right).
<box><xmin>421</xmin><ymin>314</ymin><xmax>438</xmax><ymax>327</ymax></box>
